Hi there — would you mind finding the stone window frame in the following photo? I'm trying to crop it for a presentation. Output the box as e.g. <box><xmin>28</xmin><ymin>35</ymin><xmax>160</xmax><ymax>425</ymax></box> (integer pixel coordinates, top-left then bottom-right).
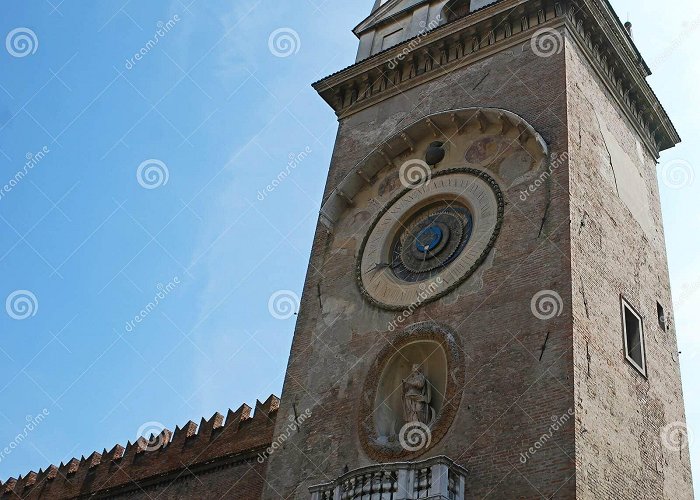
<box><xmin>620</xmin><ymin>295</ymin><xmax>647</xmax><ymax>377</ymax></box>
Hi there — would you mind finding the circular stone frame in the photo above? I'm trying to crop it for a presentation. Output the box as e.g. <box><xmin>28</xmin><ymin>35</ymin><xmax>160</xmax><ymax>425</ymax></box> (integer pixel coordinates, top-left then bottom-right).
<box><xmin>356</xmin><ymin>168</ymin><xmax>504</xmax><ymax>311</ymax></box>
<box><xmin>357</xmin><ymin>322</ymin><xmax>465</xmax><ymax>462</ymax></box>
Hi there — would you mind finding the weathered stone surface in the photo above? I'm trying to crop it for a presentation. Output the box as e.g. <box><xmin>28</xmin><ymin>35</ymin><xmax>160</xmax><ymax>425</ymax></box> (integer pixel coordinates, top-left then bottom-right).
<box><xmin>263</xmin><ymin>2</ymin><xmax>692</xmax><ymax>500</ymax></box>
<box><xmin>265</xmin><ymin>30</ymin><xmax>576</xmax><ymax>500</ymax></box>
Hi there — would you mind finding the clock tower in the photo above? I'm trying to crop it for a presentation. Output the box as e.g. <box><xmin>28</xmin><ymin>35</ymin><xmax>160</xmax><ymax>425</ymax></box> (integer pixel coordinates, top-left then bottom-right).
<box><xmin>264</xmin><ymin>0</ymin><xmax>694</xmax><ymax>498</ymax></box>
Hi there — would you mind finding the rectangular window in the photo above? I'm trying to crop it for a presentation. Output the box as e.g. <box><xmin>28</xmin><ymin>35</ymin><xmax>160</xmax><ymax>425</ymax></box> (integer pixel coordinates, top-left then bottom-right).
<box><xmin>622</xmin><ymin>297</ymin><xmax>646</xmax><ymax>376</ymax></box>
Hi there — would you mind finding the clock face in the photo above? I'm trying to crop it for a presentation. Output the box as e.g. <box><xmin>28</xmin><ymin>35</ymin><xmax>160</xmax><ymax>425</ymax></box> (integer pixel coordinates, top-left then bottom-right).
<box><xmin>356</xmin><ymin>168</ymin><xmax>503</xmax><ymax>310</ymax></box>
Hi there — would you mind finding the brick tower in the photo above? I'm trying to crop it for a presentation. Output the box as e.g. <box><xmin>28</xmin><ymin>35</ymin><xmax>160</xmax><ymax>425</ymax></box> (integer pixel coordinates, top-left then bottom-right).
<box><xmin>263</xmin><ymin>0</ymin><xmax>694</xmax><ymax>498</ymax></box>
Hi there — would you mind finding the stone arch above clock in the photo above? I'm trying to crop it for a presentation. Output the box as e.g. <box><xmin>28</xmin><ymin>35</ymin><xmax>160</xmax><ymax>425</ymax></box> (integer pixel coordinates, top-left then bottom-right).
<box><xmin>321</xmin><ymin>107</ymin><xmax>549</xmax><ymax>311</ymax></box>
<box><xmin>319</xmin><ymin>107</ymin><xmax>549</xmax><ymax>232</ymax></box>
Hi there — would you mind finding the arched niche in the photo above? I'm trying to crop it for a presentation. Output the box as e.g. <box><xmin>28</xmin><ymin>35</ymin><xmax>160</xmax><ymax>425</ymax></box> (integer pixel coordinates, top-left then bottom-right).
<box><xmin>374</xmin><ymin>340</ymin><xmax>448</xmax><ymax>442</ymax></box>
<box><xmin>358</xmin><ymin>322</ymin><xmax>465</xmax><ymax>461</ymax></box>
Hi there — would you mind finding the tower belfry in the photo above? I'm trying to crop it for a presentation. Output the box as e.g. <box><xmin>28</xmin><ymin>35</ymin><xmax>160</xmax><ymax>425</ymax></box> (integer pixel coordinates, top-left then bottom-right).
<box><xmin>264</xmin><ymin>0</ymin><xmax>693</xmax><ymax>498</ymax></box>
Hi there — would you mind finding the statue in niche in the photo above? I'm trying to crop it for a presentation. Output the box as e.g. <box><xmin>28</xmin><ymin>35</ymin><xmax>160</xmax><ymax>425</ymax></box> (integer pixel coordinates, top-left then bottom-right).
<box><xmin>402</xmin><ymin>364</ymin><xmax>436</xmax><ymax>426</ymax></box>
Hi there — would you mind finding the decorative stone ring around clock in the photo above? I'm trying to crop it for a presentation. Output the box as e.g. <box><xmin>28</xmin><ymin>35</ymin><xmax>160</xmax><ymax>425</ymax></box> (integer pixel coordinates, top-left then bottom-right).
<box><xmin>356</xmin><ymin>168</ymin><xmax>504</xmax><ymax>311</ymax></box>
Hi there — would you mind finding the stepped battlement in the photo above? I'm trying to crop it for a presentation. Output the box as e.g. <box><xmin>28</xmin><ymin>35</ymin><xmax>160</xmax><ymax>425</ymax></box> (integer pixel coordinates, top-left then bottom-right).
<box><xmin>0</xmin><ymin>395</ymin><xmax>279</xmax><ymax>499</ymax></box>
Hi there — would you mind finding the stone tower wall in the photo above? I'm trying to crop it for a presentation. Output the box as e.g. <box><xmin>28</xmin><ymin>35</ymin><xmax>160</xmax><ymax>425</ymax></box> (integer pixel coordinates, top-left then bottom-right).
<box><xmin>263</xmin><ymin>30</ymin><xmax>577</xmax><ymax>498</ymax></box>
<box><xmin>565</xmin><ymin>36</ymin><xmax>694</xmax><ymax>499</ymax></box>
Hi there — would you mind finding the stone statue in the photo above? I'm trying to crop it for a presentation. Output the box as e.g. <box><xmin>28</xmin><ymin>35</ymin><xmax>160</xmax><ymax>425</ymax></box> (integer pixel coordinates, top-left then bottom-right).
<box><xmin>402</xmin><ymin>364</ymin><xmax>436</xmax><ymax>426</ymax></box>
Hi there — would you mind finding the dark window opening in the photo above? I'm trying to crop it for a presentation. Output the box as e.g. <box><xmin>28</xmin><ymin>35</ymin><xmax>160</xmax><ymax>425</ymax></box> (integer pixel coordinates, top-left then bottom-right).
<box><xmin>622</xmin><ymin>298</ymin><xmax>646</xmax><ymax>376</ymax></box>
<box><xmin>657</xmin><ymin>302</ymin><xmax>667</xmax><ymax>331</ymax></box>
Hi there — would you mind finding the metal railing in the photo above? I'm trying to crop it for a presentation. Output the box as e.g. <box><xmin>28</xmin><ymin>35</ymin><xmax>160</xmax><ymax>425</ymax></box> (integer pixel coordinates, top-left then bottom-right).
<box><xmin>309</xmin><ymin>456</ymin><xmax>467</xmax><ymax>500</ymax></box>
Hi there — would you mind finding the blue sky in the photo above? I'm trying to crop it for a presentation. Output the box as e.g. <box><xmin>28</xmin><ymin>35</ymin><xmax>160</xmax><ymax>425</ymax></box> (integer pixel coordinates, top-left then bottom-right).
<box><xmin>0</xmin><ymin>0</ymin><xmax>698</xmax><ymax>492</ymax></box>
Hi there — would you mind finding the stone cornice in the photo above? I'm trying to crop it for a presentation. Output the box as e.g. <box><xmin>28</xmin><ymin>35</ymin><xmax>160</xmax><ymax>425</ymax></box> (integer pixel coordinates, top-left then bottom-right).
<box><xmin>314</xmin><ymin>0</ymin><xmax>526</xmax><ymax>95</ymax></box>
<box><xmin>565</xmin><ymin>0</ymin><xmax>680</xmax><ymax>155</ymax></box>
<box><xmin>354</xmin><ymin>0</ymin><xmax>433</xmax><ymax>36</ymax></box>
<box><xmin>318</xmin><ymin>107</ymin><xmax>547</xmax><ymax>232</ymax></box>
<box><xmin>313</xmin><ymin>0</ymin><xmax>679</xmax><ymax>157</ymax></box>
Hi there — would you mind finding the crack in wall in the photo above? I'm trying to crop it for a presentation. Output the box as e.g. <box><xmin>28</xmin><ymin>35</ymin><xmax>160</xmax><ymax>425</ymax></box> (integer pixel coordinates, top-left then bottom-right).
<box><xmin>538</xmin><ymin>172</ymin><xmax>553</xmax><ymax>238</ymax></box>
<box><xmin>472</xmin><ymin>70</ymin><xmax>490</xmax><ymax>90</ymax></box>
<box><xmin>539</xmin><ymin>332</ymin><xmax>550</xmax><ymax>362</ymax></box>
<box><xmin>586</xmin><ymin>341</ymin><xmax>592</xmax><ymax>378</ymax></box>
<box><xmin>580</xmin><ymin>276</ymin><xmax>590</xmax><ymax>319</ymax></box>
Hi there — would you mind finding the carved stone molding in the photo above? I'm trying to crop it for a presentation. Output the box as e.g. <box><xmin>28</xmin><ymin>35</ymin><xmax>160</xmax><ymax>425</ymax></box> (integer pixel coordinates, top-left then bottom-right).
<box><xmin>319</xmin><ymin>106</ymin><xmax>547</xmax><ymax>232</ymax></box>
<box><xmin>315</xmin><ymin>0</ymin><xmax>564</xmax><ymax>118</ymax></box>
<box><xmin>564</xmin><ymin>0</ymin><xmax>679</xmax><ymax>156</ymax></box>
<box><xmin>313</xmin><ymin>0</ymin><xmax>678</xmax><ymax>157</ymax></box>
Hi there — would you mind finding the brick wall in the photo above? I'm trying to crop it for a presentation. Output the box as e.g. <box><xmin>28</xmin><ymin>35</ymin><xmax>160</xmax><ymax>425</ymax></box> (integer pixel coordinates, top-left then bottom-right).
<box><xmin>566</xmin><ymin>37</ymin><xmax>694</xmax><ymax>500</ymax></box>
<box><xmin>263</xmin><ymin>32</ymin><xmax>577</xmax><ymax>499</ymax></box>
<box><xmin>0</xmin><ymin>397</ymin><xmax>278</xmax><ymax>499</ymax></box>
